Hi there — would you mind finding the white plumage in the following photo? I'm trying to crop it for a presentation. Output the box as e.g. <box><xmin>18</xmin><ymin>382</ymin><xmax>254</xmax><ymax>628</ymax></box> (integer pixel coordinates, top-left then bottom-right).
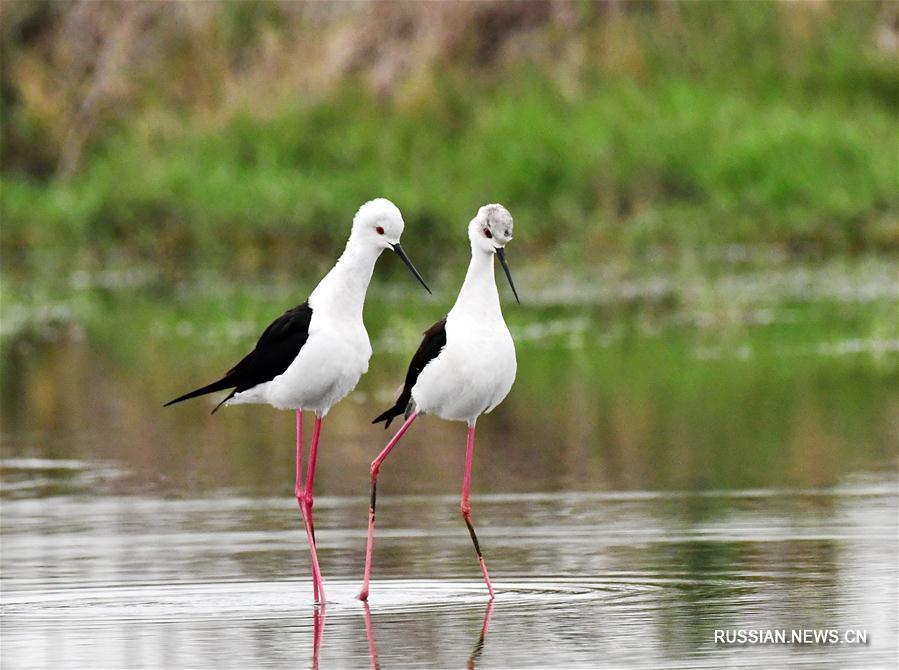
<box><xmin>412</xmin><ymin>210</ymin><xmax>517</xmax><ymax>423</ymax></box>
<box><xmin>228</xmin><ymin>198</ymin><xmax>405</xmax><ymax>414</ymax></box>
<box><xmin>167</xmin><ymin>197</ymin><xmax>431</xmax><ymax>605</ymax></box>
<box><xmin>360</xmin><ymin>203</ymin><xmax>519</xmax><ymax>602</ymax></box>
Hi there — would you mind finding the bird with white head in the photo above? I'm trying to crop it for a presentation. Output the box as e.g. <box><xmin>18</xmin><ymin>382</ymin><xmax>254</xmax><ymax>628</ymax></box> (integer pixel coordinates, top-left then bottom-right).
<box><xmin>165</xmin><ymin>197</ymin><xmax>430</xmax><ymax>604</ymax></box>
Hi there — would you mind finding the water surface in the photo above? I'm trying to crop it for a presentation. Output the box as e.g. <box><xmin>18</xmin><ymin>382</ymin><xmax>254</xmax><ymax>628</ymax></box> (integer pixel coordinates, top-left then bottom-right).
<box><xmin>2</xmin><ymin>259</ymin><xmax>897</xmax><ymax>667</ymax></box>
<box><xmin>2</xmin><ymin>473</ymin><xmax>896</xmax><ymax>668</ymax></box>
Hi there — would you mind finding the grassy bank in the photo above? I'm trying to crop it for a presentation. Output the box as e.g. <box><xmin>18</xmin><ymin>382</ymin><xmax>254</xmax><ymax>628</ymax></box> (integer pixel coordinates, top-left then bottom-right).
<box><xmin>2</xmin><ymin>2</ymin><xmax>897</xmax><ymax>286</ymax></box>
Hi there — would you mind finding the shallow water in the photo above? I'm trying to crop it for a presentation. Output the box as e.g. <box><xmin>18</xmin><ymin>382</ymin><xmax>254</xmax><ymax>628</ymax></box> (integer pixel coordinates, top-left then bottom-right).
<box><xmin>2</xmin><ymin>468</ymin><xmax>897</xmax><ymax>668</ymax></box>
<box><xmin>2</xmin><ymin>262</ymin><xmax>897</xmax><ymax>667</ymax></box>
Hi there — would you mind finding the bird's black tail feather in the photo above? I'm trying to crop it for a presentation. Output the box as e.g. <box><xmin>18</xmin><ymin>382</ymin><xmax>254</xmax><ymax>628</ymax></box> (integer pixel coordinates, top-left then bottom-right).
<box><xmin>164</xmin><ymin>377</ymin><xmax>235</xmax><ymax>410</ymax></box>
<box><xmin>371</xmin><ymin>396</ymin><xmax>410</xmax><ymax>430</ymax></box>
<box><xmin>371</xmin><ymin>404</ymin><xmax>402</xmax><ymax>430</ymax></box>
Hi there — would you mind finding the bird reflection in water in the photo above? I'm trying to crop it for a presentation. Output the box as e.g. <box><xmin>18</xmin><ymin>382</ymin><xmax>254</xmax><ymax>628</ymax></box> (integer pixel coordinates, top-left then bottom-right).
<box><xmin>467</xmin><ymin>600</ymin><xmax>494</xmax><ymax>670</ymax></box>
<box><xmin>362</xmin><ymin>600</ymin><xmax>495</xmax><ymax>670</ymax></box>
<box><xmin>362</xmin><ymin>602</ymin><xmax>380</xmax><ymax>670</ymax></box>
<box><xmin>311</xmin><ymin>605</ymin><xmax>326</xmax><ymax>670</ymax></box>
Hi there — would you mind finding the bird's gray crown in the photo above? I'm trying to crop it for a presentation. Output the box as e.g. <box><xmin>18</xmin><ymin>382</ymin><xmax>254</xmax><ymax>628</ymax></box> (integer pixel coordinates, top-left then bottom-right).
<box><xmin>480</xmin><ymin>204</ymin><xmax>513</xmax><ymax>244</ymax></box>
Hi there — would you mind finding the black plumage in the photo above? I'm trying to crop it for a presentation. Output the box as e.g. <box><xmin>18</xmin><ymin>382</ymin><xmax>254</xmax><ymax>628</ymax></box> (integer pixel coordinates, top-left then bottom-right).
<box><xmin>372</xmin><ymin>317</ymin><xmax>447</xmax><ymax>429</ymax></box>
<box><xmin>164</xmin><ymin>301</ymin><xmax>314</xmax><ymax>413</ymax></box>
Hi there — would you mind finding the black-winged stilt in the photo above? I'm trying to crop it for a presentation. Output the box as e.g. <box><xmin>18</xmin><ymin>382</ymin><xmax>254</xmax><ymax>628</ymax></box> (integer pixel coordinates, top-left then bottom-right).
<box><xmin>358</xmin><ymin>203</ymin><xmax>519</xmax><ymax>601</ymax></box>
<box><xmin>164</xmin><ymin>198</ymin><xmax>430</xmax><ymax>603</ymax></box>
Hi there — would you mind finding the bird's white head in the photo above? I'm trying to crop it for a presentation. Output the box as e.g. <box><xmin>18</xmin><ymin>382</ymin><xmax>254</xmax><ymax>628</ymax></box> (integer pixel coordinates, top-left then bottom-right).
<box><xmin>469</xmin><ymin>203</ymin><xmax>514</xmax><ymax>254</ymax></box>
<box><xmin>350</xmin><ymin>198</ymin><xmax>431</xmax><ymax>293</ymax></box>
<box><xmin>352</xmin><ymin>198</ymin><xmax>406</xmax><ymax>249</ymax></box>
<box><xmin>468</xmin><ymin>203</ymin><xmax>519</xmax><ymax>304</ymax></box>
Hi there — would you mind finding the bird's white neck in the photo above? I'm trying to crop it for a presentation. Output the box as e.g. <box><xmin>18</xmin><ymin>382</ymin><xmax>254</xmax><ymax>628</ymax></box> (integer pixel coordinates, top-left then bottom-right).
<box><xmin>449</xmin><ymin>247</ymin><xmax>502</xmax><ymax>322</ymax></box>
<box><xmin>309</xmin><ymin>238</ymin><xmax>381</xmax><ymax>321</ymax></box>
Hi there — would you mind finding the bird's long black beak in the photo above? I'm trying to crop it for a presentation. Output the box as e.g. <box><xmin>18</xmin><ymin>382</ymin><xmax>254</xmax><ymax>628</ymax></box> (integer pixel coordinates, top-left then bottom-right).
<box><xmin>496</xmin><ymin>248</ymin><xmax>520</xmax><ymax>304</ymax></box>
<box><xmin>392</xmin><ymin>243</ymin><xmax>431</xmax><ymax>294</ymax></box>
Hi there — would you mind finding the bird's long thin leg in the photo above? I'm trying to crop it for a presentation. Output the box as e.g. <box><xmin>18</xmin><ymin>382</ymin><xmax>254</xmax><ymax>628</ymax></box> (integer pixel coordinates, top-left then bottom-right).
<box><xmin>304</xmin><ymin>414</ymin><xmax>323</xmax><ymax>548</ymax></box>
<box><xmin>300</xmin><ymin>414</ymin><xmax>325</xmax><ymax>602</ymax></box>
<box><xmin>462</xmin><ymin>423</ymin><xmax>495</xmax><ymax>599</ymax></box>
<box><xmin>295</xmin><ymin>409</ymin><xmax>304</xmax><ymax>489</ymax></box>
<box><xmin>358</xmin><ymin>411</ymin><xmax>419</xmax><ymax>601</ymax></box>
<box><xmin>293</xmin><ymin>410</ymin><xmax>321</xmax><ymax>602</ymax></box>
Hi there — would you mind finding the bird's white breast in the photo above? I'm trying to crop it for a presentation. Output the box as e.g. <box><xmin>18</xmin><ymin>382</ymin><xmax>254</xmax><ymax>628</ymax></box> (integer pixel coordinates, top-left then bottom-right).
<box><xmin>240</xmin><ymin>311</ymin><xmax>372</xmax><ymax>415</ymax></box>
<box><xmin>412</xmin><ymin>313</ymin><xmax>516</xmax><ymax>424</ymax></box>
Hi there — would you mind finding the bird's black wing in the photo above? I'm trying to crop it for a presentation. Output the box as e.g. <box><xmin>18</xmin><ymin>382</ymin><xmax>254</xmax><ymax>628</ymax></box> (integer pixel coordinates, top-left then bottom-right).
<box><xmin>164</xmin><ymin>301</ymin><xmax>314</xmax><ymax>412</ymax></box>
<box><xmin>372</xmin><ymin>317</ymin><xmax>447</xmax><ymax>429</ymax></box>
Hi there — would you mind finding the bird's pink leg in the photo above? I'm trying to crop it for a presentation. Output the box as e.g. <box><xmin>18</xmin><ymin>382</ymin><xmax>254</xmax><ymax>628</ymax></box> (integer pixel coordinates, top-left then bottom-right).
<box><xmin>293</xmin><ymin>410</ymin><xmax>320</xmax><ymax>602</ymax></box>
<box><xmin>295</xmin><ymin>409</ymin><xmax>304</xmax><ymax>489</ymax></box>
<box><xmin>358</xmin><ymin>411</ymin><xmax>419</xmax><ymax>601</ymax></box>
<box><xmin>462</xmin><ymin>424</ymin><xmax>495</xmax><ymax>599</ymax></box>
<box><xmin>299</xmin><ymin>414</ymin><xmax>325</xmax><ymax>602</ymax></box>
<box><xmin>304</xmin><ymin>414</ymin><xmax>323</xmax><ymax>501</ymax></box>
<box><xmin>294</xmin><ymin>410</ymin><xmax>324</xmax><ymax>602</ymax></box>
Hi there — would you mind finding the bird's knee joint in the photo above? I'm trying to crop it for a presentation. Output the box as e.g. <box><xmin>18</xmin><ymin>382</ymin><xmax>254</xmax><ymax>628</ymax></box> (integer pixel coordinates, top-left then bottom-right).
<box><xmin>369</xmin><ymin>462</ymin><xmax>380</xmax><ymax>479</ymax></box>
<box><xmin>461</xmin><ymin>502</ymin><xmax>472</xmax><ymax>517</ymax></box>
<box><xmin>302</xmin><ymin>492</ymin><xmax>314</xmax><ymax>508</ymax></box>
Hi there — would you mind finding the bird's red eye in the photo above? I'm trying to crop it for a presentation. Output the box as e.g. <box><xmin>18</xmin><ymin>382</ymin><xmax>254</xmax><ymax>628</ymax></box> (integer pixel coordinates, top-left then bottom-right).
<box><xmin>483</xmin><ymin>228</ymin><xmax>492</xmax><ymax>239</ymax></box>
<box><xmin>376</xmin><ymin>226</ymin><xmax>385</xmax><ymax>235</ymax></box>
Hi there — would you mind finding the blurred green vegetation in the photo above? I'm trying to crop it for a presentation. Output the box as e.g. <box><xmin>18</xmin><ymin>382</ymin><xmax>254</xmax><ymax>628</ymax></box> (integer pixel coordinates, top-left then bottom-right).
<box><xmin>3</xmin><ymin>275</ymin><xmax>896</xmax><ymax>496</ymax></box>
<box><xmin>1</xmin><ymin>1</ymin><xmax>897</xmax><ymax>287</ymax></box>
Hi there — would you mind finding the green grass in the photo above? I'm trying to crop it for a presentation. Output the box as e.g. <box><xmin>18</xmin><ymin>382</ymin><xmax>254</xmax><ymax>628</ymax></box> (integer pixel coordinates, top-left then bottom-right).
<box><xmin>1</xmin><ymin>2</ymin><xmax>896</xmax><ymax>286</ymax></box>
